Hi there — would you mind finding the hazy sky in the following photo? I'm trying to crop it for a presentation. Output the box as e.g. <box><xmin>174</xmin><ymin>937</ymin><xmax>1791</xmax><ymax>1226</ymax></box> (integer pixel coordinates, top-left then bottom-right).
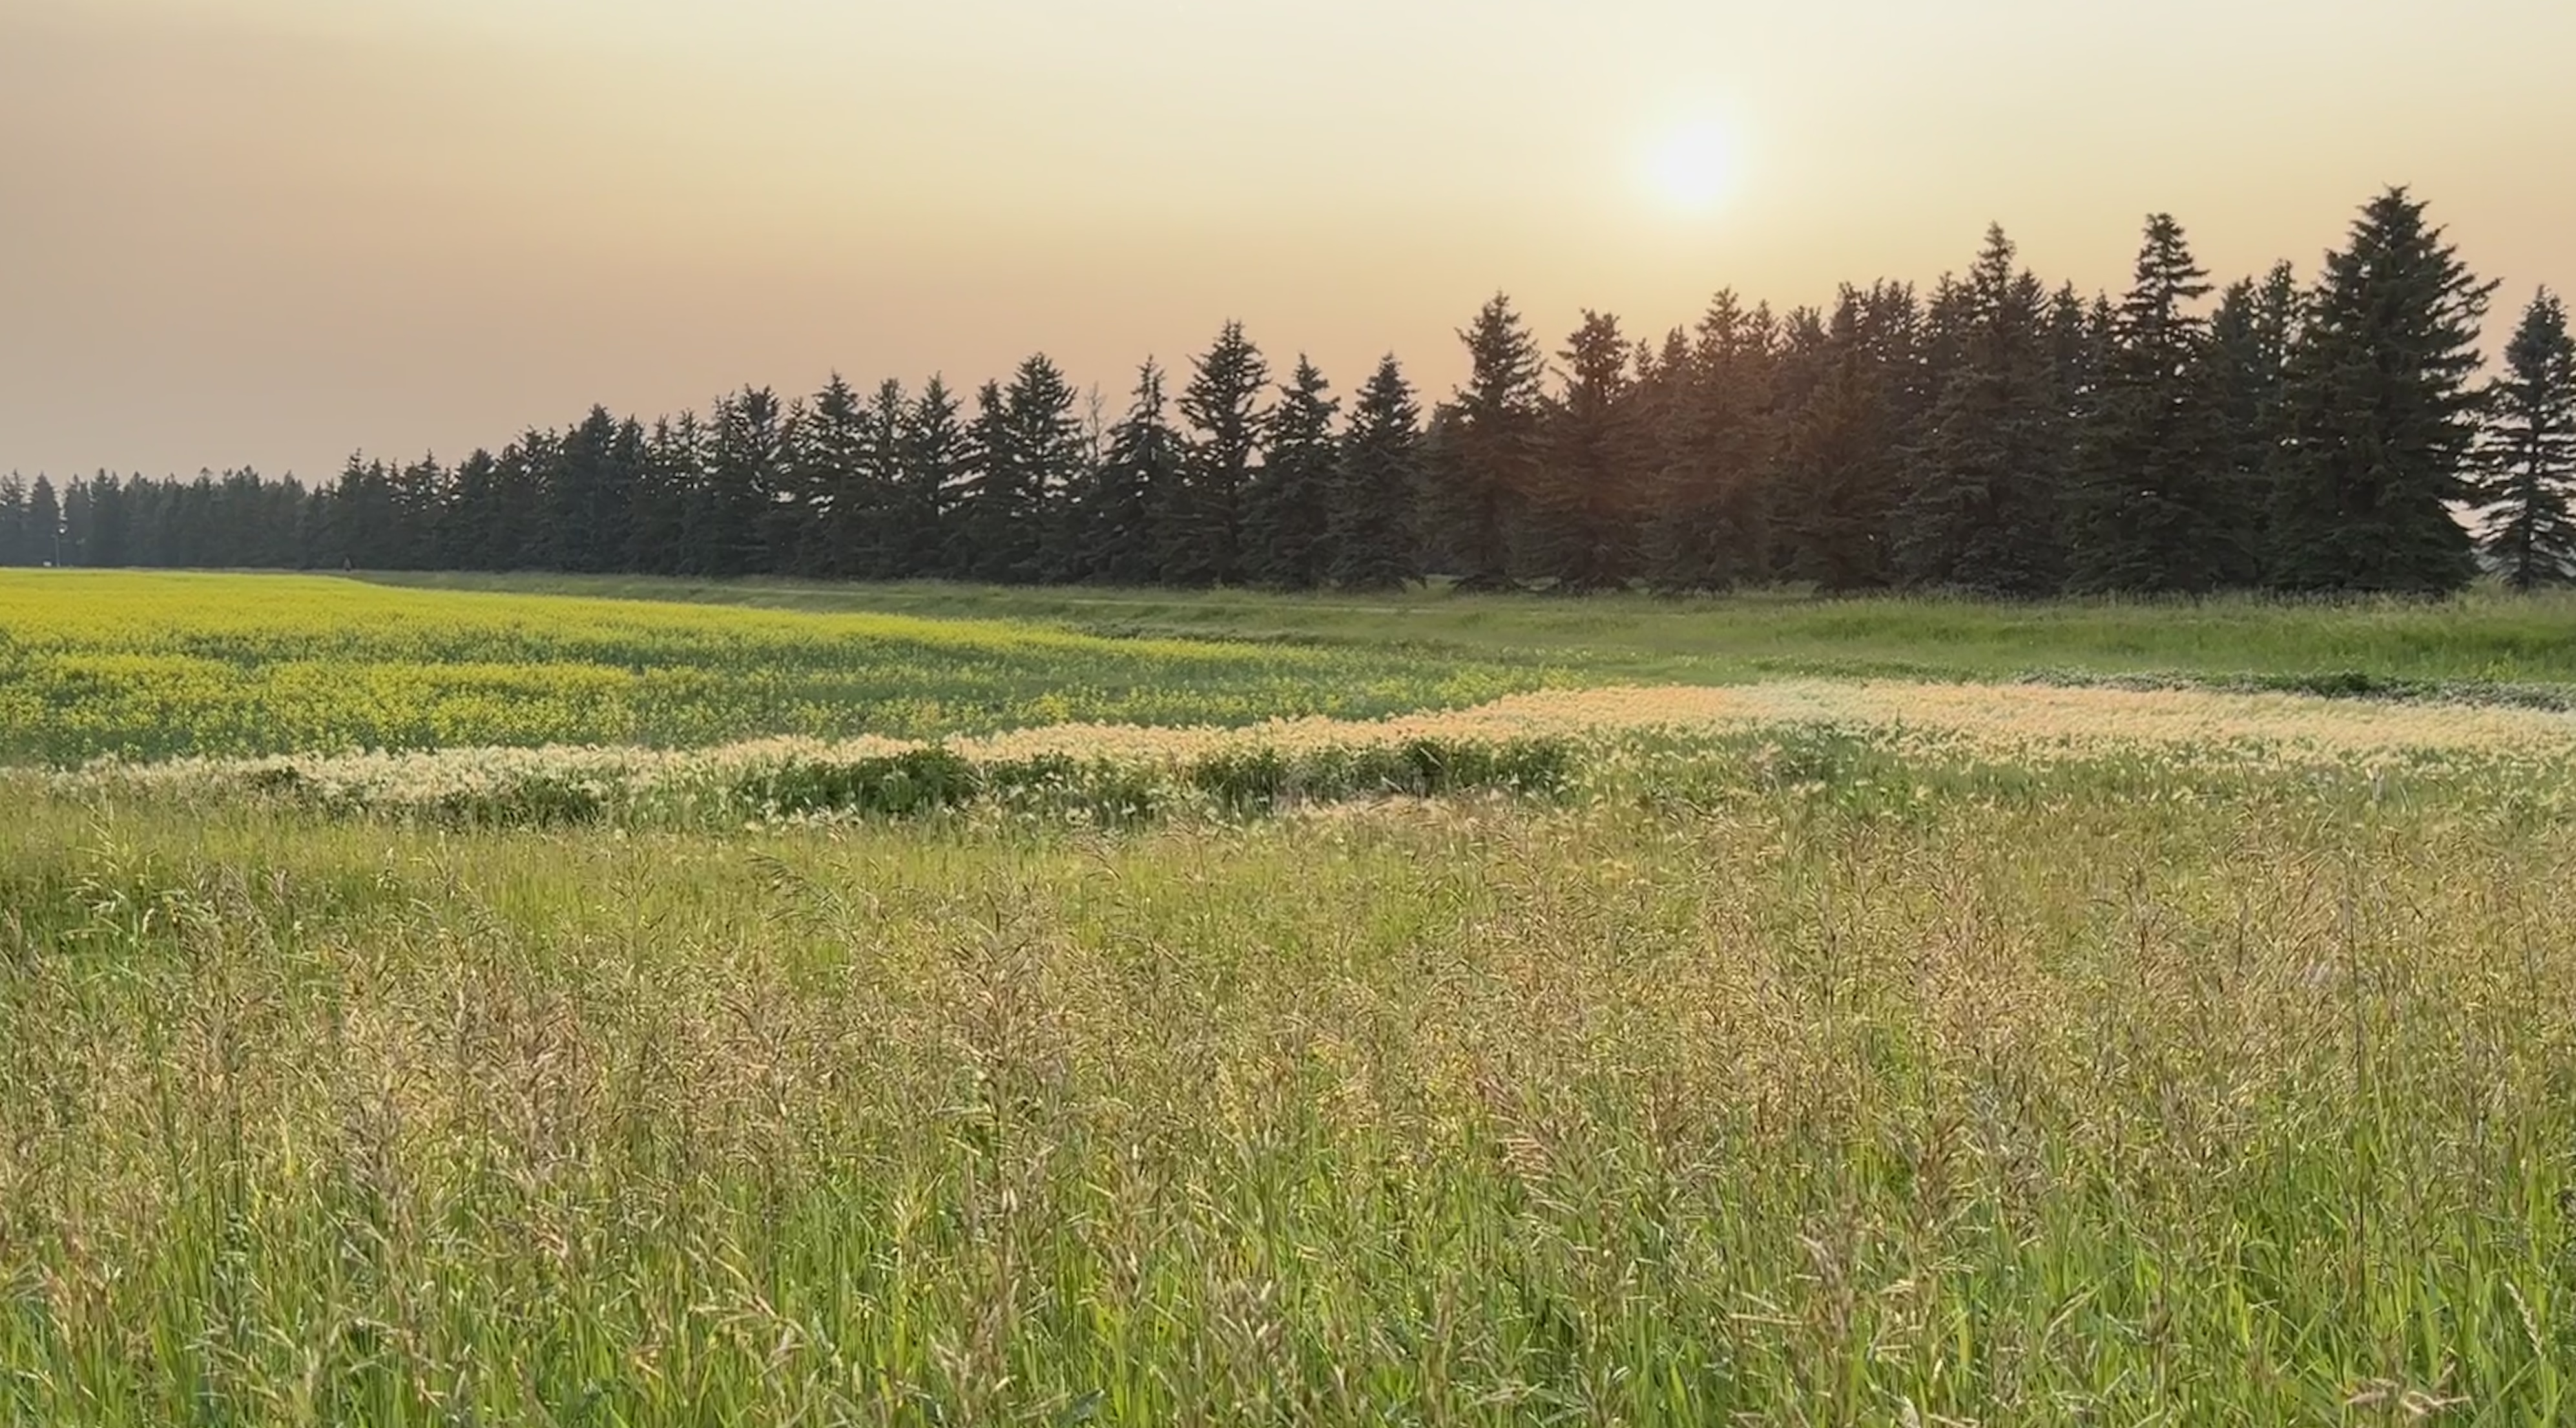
<box><xmin>5</xmin><ymin>0</ymin><xmax>2571</xmax><ymax>481</ymax></box>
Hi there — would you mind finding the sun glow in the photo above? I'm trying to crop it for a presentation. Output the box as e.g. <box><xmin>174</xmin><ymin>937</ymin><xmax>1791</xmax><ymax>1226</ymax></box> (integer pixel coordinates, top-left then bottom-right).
<box><xmin>1641</xmin><ymin>118</ymin><xmax>1742</xmax><ymax>215</ymax></box>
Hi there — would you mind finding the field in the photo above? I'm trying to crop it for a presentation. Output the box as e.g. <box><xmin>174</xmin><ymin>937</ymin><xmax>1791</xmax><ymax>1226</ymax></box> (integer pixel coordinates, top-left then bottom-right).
<box><xmin>6</xmin><ymin>571</ymin><xmax>2576</xmax><ymax>1423</ymax></box>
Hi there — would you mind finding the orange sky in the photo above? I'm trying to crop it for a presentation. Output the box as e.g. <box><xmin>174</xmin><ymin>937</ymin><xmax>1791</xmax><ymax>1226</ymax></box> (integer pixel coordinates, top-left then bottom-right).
<box><xmin>5</xmin><ymin>0</ymin><xmax>2571</xmax><ymax>481</ymax></box>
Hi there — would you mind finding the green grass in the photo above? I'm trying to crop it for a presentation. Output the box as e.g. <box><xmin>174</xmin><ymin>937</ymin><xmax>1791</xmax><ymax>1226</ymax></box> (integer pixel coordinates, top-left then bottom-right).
<box><xmin>0</xmin><ymin>571</ymin><xmax>1549</xmax><ymax>765</ymax></box>
<box><xmin>11</xmin><ymin>570</ymin><xmax>2576</xmax><ymax>1422</ymax></box>
<box><xmin>369</xmin><ymin>569</ymin><xmax>2576</xmax><ymax>689</ymax></box>
<box><xmin>5</xmin><ymin>742</ymin><xmax>2571</xmax><ymax>1423</ymax></box>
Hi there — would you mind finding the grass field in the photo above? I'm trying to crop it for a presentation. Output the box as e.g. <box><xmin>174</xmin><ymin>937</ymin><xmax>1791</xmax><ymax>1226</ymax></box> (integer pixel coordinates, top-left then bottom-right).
<box><xmin>6</xmin><ymin>570</ymin><xmax>2576</xmax><ymax>1423</ymax></box>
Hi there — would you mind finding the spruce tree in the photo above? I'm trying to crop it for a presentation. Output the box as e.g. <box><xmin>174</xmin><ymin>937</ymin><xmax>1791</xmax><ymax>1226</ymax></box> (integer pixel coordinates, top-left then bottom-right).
<box><xmin>0</xmin><ymin>476</ymin><xmax>26</xmax><ymax>566</ymax></box>
<box><xmin>1524</xmin><ymin>311</ymin><xmax>1640</xmax><ymax>590</ymax></box>
<box><xmin>1772</xmin><ymin>287</ymin><xmax>1909</xmax><ymax>591</ymax></box>
<box><xmin>625</xmin><ymin>418</ymin><xmax>700</xmax><ymax>576</ymax></box>
<box><xmin>953</xmin><ymin>357</ymin><xmax>1080</xmax><ymax>584</ymax></box>
<box><xmin>2269</xmin><ymin>187</ymin><xmax>2495</xmax><ymax>593</ymax></box>
<box><xmin>1895</xmin><ymin>226</ymin><xmax>2074</xmax><ymax>594</ymax></box>
<box><xmin>1331</xmin><ymin>356</ymin><xmax>1424</xmax><ymax>590</ymax></box>
<box><xmin>800</xmin><ymin>374</ymin><xmax>873</xmax><ymax>579</ymax></box>
<box><xmin>2068</xmin><ymin>214</ymin><xmax>2236</xmax><ymax>593</ymax></box>
<box><xmin>2202</xmin><ymin>263</ymin><xmax>2301</xmax><ymax>586</ymax></box>
<box><xmin>1435</xmin><ymin>294</ymin><xmax>1548</xmax><ymax>589</ymax></box>
<box><xmin>27</xmin><ymin>477</ymin><xmax>59</xmax><ymax>566</ymax></box>
<box><xmin>546</xmin><ymin>406</ymin><xmax>634</xmax><ymax>573</ymax></box>
<box><xmin>1166</xmin><ymin>322</ymin><xmax>1270</xmax><ymax>586</ymax></box>
<box><xmin>2471</xmin><ymin>289</ymin><xmax>2576</xmax><ymax>588</ymax></box>
<box><xmin>1241</xmin><ymin>357</ymin><xmax>1340</xmax><ymax>589</ymax></box>
<box><xmin>701</xmin><ymin>388</ymin><xmax>787</xmax><ymax>576</ymax></box>
<box><xmin>855</xmin><ymin>379</ymin><xmax>915</xmax><ymax>580</ymax></box>
<box><xmin>1085</xmin><ymin>362</ymin><xmax>1183</xmax><ymax>586</ymax></box>
<box><xmin>1644</xmin><ymin>293</ymin><xmax>1780</xmax><ymax>590</ymax></box>
<box><xmin>898</xmin><ymin>379</ymin><xmax>966</xmax><ymax>578</ymax></box>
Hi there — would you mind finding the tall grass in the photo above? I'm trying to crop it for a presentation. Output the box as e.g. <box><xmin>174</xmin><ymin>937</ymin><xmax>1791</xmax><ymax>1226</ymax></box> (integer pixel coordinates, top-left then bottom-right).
<box><xmin>371</xmin><ymin>570</ymin><xmax>2576</xmax><ymax>690</ymax></box>
<box><xmin>5</xmin><ymin>742</ymin><xmax>2571</xmax><ymax>1423</ymax></box>
<box><xmin>0</xmin><ymin>571</ymin><xmax>1549</xmax><ymax>764</ymax></box>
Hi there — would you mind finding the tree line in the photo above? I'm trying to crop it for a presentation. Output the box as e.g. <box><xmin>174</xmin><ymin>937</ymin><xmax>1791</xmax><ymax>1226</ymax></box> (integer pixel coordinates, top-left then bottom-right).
<box><xmin>6</xmin><ymin>187</ymin><xmax>2571</xmax><ymax>594</ymax></box>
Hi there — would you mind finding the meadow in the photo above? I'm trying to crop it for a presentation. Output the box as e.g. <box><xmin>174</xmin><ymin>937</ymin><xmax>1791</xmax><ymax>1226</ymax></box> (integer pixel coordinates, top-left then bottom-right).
<box><xmin>6</xmin><ymin>569</ymin><xmax>2576</xmax><ymax>1424</ymax></box>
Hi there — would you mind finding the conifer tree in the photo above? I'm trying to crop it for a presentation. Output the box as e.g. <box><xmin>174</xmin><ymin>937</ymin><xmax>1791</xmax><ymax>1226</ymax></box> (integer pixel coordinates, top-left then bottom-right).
<box><xmin>2471</xmin><ymin>289</ymin><xmax>2576</xmax><ymax>588</ymax></box>
<box><xmin>2269</xmin><ymin>187</ymin><xmax>2494</xmax><ymax>593</ymax></box>
<box><xmin>898</xmin><ymin>379</ymin><xmax>966</xmax><ymax>578</ymax></box>
<box><xmin>853</xmin><ymin>379</ymin><xmax>915</xmax><ymax>580</ymax></box>
<box><xmin>2068</xmin><ymin>214</ymin><xmax>2236</xmax><ymax>593</ymax></box>
<box><xmin>700</xmin><ymin>388</ymin><xmax>787</xmax><ymax>576</ymax></box>
<box><xmin>1772</xmin><ymin>287</ymin><xmax>1910</xmax><ymax>591</ymax></box>
<box><xmin>2203</xmin><ymin>263</ymin><xmax>2301</xmax><ymax>585</ymax></box>
<box><xmin>546</xmin><ymin>406</ymin><xmax>635</xmax><ymax>573</ymax></box>
<box><xmin>1644</xmin><ymin>293</ymin><xmax>1780</xmax><ymax>590</ymax></box>
<box><xmin>800</xmin><ymin>375</ymin><xmax>872</xmax><ymax>578</ymax></box>
<box><xmin>1524</xmin><ymin>311</ymin><xmax>1640</xmax><ymax>590</ymax></box>
<box><xmin>0</xmin><ymin>476</ymin><xmax>26</xmax><ymax>566</ymax></box>
<box><xmin>1166</xmin><ymin>322</ymin><xmax>1270</xmax><ymax>586</ymax></box>
<box><xmin>1241</xmin><ymin>357</ymin><xmax>1340</xmax><ymax>590</ymax></box>
<box><xmin>1896</xmin><ymin>226</ymin><xmax>2073</xmax><ymax>594</ymax></box>
<box><xmin>1331</xmin><ymin>356</ymin><xmax>1424</xmax><ymax>590</ymax></box>
<box><xmin>625</xmin><ymin>419</ymin><xmax>700</xmax><ymax>575</ymax></box>
<box><xmin>1085</xmin><ymin>362</ymin><xmax>1183</xmax><ymax>586</ymax></box>
<box><xmin>1435</xmin><ymin>294</ymin><xmax>1548</xmax><ymax>589</ymax></box>
<box><xmin>27</xmin><ymin>477</ymin><xmax>59</xmax><ymax>566</ymax></box>
<box><xmin>953</xmin><ymin>357</ymin><xmax>1080</xmax><ymax>583</ymax></box>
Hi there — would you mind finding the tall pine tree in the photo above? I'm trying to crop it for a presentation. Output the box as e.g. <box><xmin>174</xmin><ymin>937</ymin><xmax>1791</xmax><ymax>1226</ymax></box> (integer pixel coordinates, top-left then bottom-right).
<box><xmin>1166</xmin><ymin>322</ymin><xmax>1270</xmax><ymax>586</ymax></box>
<box><xmin>1895</xmin><ymin>226</ymin><xmax>2073</xmax><ymax>594</ymax></box>
<box><xmin>2471</xmin><ymin>289</ymin><xmax>2576</xmax><ymax>588</ymax></box>
<box><xmin>1243</xmin><ymin>357</ymin><xmax>1340</xmax><ymax>589</ymax></box>
<box><xmin>2203</xmin><ymin>263</ymin><xmax>2301</xmax><ymax>586</ymax></box>
<box><xmin>898</xmin><ymin>378</ymin><xmax>967</xmax><ymax>578</ymax></box>
<box><xmin>1434</xmin><ymin>295</ymin><xmax>1547</xmax><ymax>589</ymax></box>
<box><xmin>1528</xmin><ymin>311</ymin><xmax>1639</xmax><ymax>591</ymax></box>
<box><xmin>1080</xmin><ymin>362</ymin><xmax>1181</xmax><ymax>586</ymax></box>
<box><xmin>1644</xmin><ymin>293</ymin><xmax>1780</xmax><ymax>591</ymax></box>
<box><xmin>1772</xmin><ymin>286</ymin><xmax>1909</xmax><ymax>591</ymax></box>
<box><xmin>2068</xmin><ymin>214</ymin><xmax>2236</xmax><ymax>593</ymax></box>
<box><xmin>2269</xmin><ymin>187</ymin><xmax>2494</xmax><ymax>593</ymax></box>
<box><xmin>1330</xmin><ymin>356</ymin><xmax>1424</xmax><ymax>590</ymax></box>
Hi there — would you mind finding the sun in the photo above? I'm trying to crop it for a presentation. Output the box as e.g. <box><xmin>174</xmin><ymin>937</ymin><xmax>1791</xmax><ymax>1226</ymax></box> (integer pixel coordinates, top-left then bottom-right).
<box><xmin>1642</xmin><ymin>119</ymin><xmax>1741</xmax><ymax>215</ymax></box>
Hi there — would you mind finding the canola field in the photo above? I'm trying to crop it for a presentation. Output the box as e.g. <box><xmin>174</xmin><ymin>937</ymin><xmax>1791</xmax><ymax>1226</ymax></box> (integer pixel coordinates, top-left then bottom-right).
<box><xmin>6</xmin><ymin>570</ymin><xmax>2576</xmax><ymax>1425</ymax></box>
<box><xmin>0</xmin><ymin>571</ymin><xmax>1547</xmax><ymax>764</ymax></box>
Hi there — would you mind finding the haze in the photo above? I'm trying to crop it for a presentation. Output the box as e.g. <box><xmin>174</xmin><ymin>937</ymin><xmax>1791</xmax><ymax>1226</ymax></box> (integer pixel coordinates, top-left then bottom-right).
<box><xmin>5</xmin><ymin>0</ymin><xmax>2571</xmax><ymax>481</ymax></box>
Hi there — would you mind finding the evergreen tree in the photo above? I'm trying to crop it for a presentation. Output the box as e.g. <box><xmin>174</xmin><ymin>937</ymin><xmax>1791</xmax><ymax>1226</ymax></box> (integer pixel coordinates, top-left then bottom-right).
<box><xmin>2269</xmin><ymin>187</ymin><xmax>2495</xmax><ymax>593</ymax></box>
<box><xmin>1772</xmin><ymin>286</ymin><xmax>1911</xmax><ymax>591</ymax></box>
<box><xmin>1243</xmin><ymin>357</ymin><xmax>1340</xmax><ymax>589</ymax></box>
<box><xmin>392</xmin><ymin>454</ymin><xmax>447</xmax><ymax>570</ymax></box>
<box><xmin>1165</xmin><ymin>322</ymin><xmax>1270</xmax><ymax>586</ymax></box>
<box><xmin>897</xmin><ymin>379</ymin><xmax>966</xmax><ymax>578</ymax></box>
<box><xmin>443</xmin><ymin>450</ymin><xmax>503</xmax><ymax>570</ymax></box>
<box><xmin>1433</xmin><ymin>294</ymin><xmax>1547</xmax><ymax>589</ymax></box>
<box><xmin>1895</xmin><ymin>226</ymin><xmax>2073</xmax><ymax>594</ymax></box>
<box><xmin>2471</xmin><ymin>289</ymin><xmax>2576</xmax><ymax>588</ymax></box>
<box><xmin>953</xmin><ymin>357</ymin><xmax>1080</xmax><ymax>583</ymax></box>
<box><xmin>2068</xmin><ymin>213</ymin><xmax>2238</xmax><ymax>593</ymax></box>
<box><xmin>628</xmin><ymin>417</ymin><xmax>702</xmax><ymax>575</ymax></box>
<box><xmin>27</xmin><ymin>477</ymin><xmax>59</xmax><ymax>566</ymax></box>
<box><xmin>548</xmin><ymin>406</ymin><xmax>635</xmax><ymax>573</ymax></box>
<box><xmin>1527</xmin><ymin>311</ymin><xmax>1640</xmax><ymax>590</ymax></box>
<box><xmin>2203</xmin><ymin>263</ymin><xmax>2302</xmax><ymax>585</ymax></box>
<box><xmin>0</xmin><ymin>476</ymin><xmax>26</xmax><ymax>566</ymax></box>
<box><xmin>1645</xmin><ymin>293</ymin><xmax>1780</xmax><ymax>590</ymax></box>
<box><xmin>700</xmin><ymin>388</ymin><xmax>786</xmax><ymax>576</ymax></box>
<box><xmin>1083</xmin><ymin>362</ymin><xmax>1183</xmax><ymax>586</ymax></box>
<box><xmin>801</xmin><ymin>374</ymin><xmax>873</xmax><ymax>578</ymax></box>
<box><xmin>1330</xmin><ymin>355</ymin><xmax>1423</xmax><ymax>590</ymax></box>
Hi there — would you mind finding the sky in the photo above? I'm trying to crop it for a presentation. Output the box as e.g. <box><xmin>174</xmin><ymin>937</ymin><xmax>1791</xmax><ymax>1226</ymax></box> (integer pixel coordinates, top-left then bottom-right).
<box><xmin>4</xmin><ymin>0</ymin><xmax>2571</xmax><ymax>481</ymax></box>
